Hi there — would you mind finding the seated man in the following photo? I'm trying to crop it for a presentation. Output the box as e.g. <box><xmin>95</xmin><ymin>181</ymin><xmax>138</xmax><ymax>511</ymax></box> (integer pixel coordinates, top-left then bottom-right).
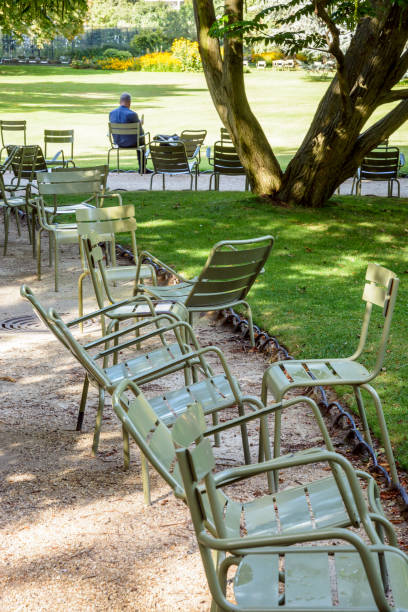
<box><xmin>109</xmin><ymin>92</ymin><xmax>150</xmax><ymax>173</ymax></box>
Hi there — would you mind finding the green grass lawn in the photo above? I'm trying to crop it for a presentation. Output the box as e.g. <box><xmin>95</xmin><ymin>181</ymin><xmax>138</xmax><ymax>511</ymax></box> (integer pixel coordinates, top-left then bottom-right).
<box><xmin>96</xmin><ymin>190</ymin><xmax>407</xmax><ymax>471</ymax></box>
<box><xmin>1</xmin><ymin>65</ymin><xmax>408</xmax><ymax>171</ymax></box>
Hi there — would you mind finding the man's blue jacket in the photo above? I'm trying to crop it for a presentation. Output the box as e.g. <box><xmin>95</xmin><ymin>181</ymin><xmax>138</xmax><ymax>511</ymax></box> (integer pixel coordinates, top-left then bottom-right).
<box><xmin>109</xmin><ymin>105</ymin><xmax>144</xmax><ymax>147</ymax></box>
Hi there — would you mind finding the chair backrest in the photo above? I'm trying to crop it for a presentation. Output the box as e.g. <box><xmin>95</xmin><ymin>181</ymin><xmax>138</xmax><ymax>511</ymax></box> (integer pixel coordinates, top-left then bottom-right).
<box><xmin>360</xmin><ymin>147</ymin><xmax>400</xmax><ymax>180</ymax></box>
<box><xmin>108</xmin><ymin>122</ymin><xmax>143</xmax><ymax>148</ymax></box>
<box><xmin>355</xmin><ymin>263</ymin><xmax>399</xmax><ymax>376</ymax></box>
<box><xmin>220</xmin><ymin>127</ymin><xmax>232</xmax><ymax>143</ymax></box>
<box><xmin>20</xmin><ymin>284</ymin><xmax>74</xmax><ymax>352</ymax></box>
<box><xmin>212</xmin><ymin>140</ymin><xmax>245</xmax><ymax>176</ymax></box>
<box><xmin>44</xmin><ymin>129</ymin><xmax>74</xmax><ymax>161</ymax></box>
<box><xmin>112</xmin><ymin>380</ymin><xmax>188</xmax><ymax>497</ymax></box>
<box><xmin>180</xmin><ymin>130</ymin><xmax>207</xmax><ymax>158</ymax></box>
<box><xmin>0</xmin><ymin>145</ymin><xmax>19</xmax><ymax>178</ymax></box>
<box><xmin>79</xmin><ymin>232</ymin><xmax>116</xmax><ymax>307</ymax></box>
<box><xmin>36</xmin><ymin>167</ymin><xmax>102</xmax><ymax>198</ymax></box>
<box><xmin>76</xmin><ymin>205</ymin><xmax>139</xmax><ymax>295</ymax></box>
<box><xmin>46</xmin><ymin>307</ymin><xmax>110</xmax><ymax>388</ymax></box>
<box><xmin>7</xmin><ymin>145</ymin><xmax>47</xmax><ymax>184</ymax></box>
<box><xmin>0</xmin><ymin>120</ymin><xmax>27</xmax><ymax>147</ymax></box>
<box><xmin>149</xmin><ymin>141</ymin><xmax>190</xmax><ymax>174</ymax></box>
<box><xmin>52</xmin><ymin>164</ymin><xmax>108</xmax><ymax>194</ymax></box>
<box><xmin>185</xmin><ymin>236</ymin><xmax>274</xmax><ymax>310</ymax></box>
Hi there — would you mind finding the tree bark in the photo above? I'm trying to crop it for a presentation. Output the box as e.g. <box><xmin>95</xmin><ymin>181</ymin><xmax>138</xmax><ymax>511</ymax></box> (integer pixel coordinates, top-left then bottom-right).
<box><xmin>194</xmin><ymin>0</ymin><xmax>282</xmax><ymax>194</ymax></box>
<box><xmin>194</xmin><ymin>0</ymin><xmax>408</xmax><ymax>207</ymax></box>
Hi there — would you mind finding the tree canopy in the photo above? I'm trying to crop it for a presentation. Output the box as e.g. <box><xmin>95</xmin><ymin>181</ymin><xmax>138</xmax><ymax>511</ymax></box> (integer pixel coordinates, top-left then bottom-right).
<box><xmin>0</xmin><ymin>0</ymin><xmax>88</xmax><ymax>42</ymax></box>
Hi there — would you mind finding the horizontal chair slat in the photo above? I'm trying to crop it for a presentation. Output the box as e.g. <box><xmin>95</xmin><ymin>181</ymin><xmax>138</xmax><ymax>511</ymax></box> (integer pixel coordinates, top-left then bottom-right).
<box><xmin>210</xmin><ymin>246</ymin><xmax>269</xmax><ymax>266</ymax></box>
<box><xmin>194</xmin><ymin>276</ymin><xmax>253</xmax><ymax>293</ymax></box>
<box><xmin>362</xmin><ymin>282</ymin><xmax>387</xmax><ymax>307</ymax></box>
<box><xmin>204</xmin><ymin>260</ymin><xmax>261</xmax><ymax>280</ymax></box>
<box><xmin>39</xmin><ymin>181</ymin><xmax>101</xmax><ymax>195</ymax></box>
<box><xmin>38</xmin><ymin>171</ymin><xmax>100</xmax><ymax>183</ymax></box>
<box><xmin>188</xmin><ymin>289</ymin><xmax>245</xmax><ymax>307</ymax></box>
<box><xmin>76</xmin><ymin>205</ymin><xmax>135</xmax><ymax>223</ymax></box>
<box><xmin>77</xmin><ymin>218</ymin><xmax>136</xmax><ymax>235</ymax></box>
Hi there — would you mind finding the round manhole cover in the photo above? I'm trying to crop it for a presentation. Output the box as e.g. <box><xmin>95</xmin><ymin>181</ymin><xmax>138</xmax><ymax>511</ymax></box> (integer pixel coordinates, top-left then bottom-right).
<box><xmin>0</xmin><ymin>315</ymin><xmax>96</xmax><ymax>333</ymax></box>
<box><xmin>0</xmin><ymin>315</ymin><xmax>46</xmax><ymax>332</ymax></box>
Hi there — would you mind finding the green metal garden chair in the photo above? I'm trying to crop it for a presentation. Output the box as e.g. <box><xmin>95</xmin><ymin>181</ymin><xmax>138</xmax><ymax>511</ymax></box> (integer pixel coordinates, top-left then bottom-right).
<box><xmin>35</xmin><ymin>166</ymin><xmax>117</xmax><ymax>218</ymax></box>
<box><xmin>174</xmin><ymin>404</ymin><xmax>408</xmax><ymax>612</ymax></box>
<box><xmin>208</xmin><ymin>141</ymin><xmax>249</xmax><ymax>191</ymax></box>
<box><xmin>262</xmin><ymin>263</ymin><xmax>401</xmax><ymax>490</ymax></box>
<box><xmin>107</xmin><ymin>122</ymin><xmax>149</xmax><ymax>173</ymax></box>
<box><xmin>149</xmin><ymin>140</ymin><xmax>198</xmax><ymax>190</ymax></box>
<box><xmin>44</xmin><ymin>129</ymin><xmax>75</xmax><ymax>168</ymax></box>
<box><xmin>77</xmin><ymin>228</ymin><xmax>176</xmax><ymax>334</ymax></box>
<box><xmin>220</xmin><ymin>127</ymin><xmax>233</xmax><ymax>143</ymax></box>
<box><xmin>180</xmin><ymin>129</ymin><xmax>207</xmax><ymax>167</ymax></box>
<box><xmin>31</xmin><ymin>168</ymin><xmax>121</xmax><ymax>291</ymax></box>
<box><xmin>76</xmin><ymin>207</ymin><xmax>155</xmax><ymax>308</ymax></box>
<box><xmin>352</xmin><ymin>147</ymin><xmax>401</xmax><ymax>196</ymax></box>
<box><xmin>113</xmin><ymin>380</ymin><xmax>398</xmax><ymax>549</ymax></box>
<box><xmin>21</xmin><ymin>285</ymin><xmax>263</xmax><ymax>461</ymax></box>
<box><xmin>0</xmin><ymin>147</ymin><xmax>32</xmax><ymax>255</ymax></box>
<box><xmin>135</xmin><ymin>236</ymin><xmax>274</xmax><ymax>346</ymax></box>
<box><xmin>5</xmin><ymin>145</ymin><xmax>47</xmax><ymax>195</ymax></box>
<box><xmin>0</xmin><ymin>120</ymin><xmax>27</xmax><ymax>161</ymax></box>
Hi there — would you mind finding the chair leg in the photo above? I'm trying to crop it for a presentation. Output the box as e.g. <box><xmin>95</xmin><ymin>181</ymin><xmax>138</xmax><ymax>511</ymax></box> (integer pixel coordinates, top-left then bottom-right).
<box><xmin>360</xmin><ymin>383</ymin><xmax>400</xmax><ymax>488</ymax></box>
<box><xmin>91</xmin><ymin>385</ymin><xmax>105</xmax><ymax>456</ymax></box>
<box><xmin>141</xmin><ymin>452</ymin><xmax>151</xmax><ymax>506</ymax></box>
<box><xmin>78</xmin><ymin>271</ymin><xmax>88</xmax><ymax>332</ymax></box>
<box><xmin>261</xmin><ymin>377</ymin><xmax>281</xmax><ymax>493</ymax></box>
<box><xmin>212</xmin><ymin>412</ymin><xmax>220</xmax><ymax>447</ymax></box>
<box><xmin>3</xmin><ymin>208</ymin><xmax>10</xmax><ymax>255</ymax></box>
<box><xmin>241</xmin><ymin>301</ymin><xmax>254</xmax><ymax>347</ymax></box>
<box><xmin>76</xmin><ymin>375</ymin><xmax>89</xmax><ymax>431</ymax></box>
<box><xmin>237</xmin><ymin>402</ymin><xmax>251</xmax><ymax>464</ymax></box>
<box><xmin>54</xmin><ymin>237</ymin><xmax>59</xmax><ymax>292</ymax></box>
<box><xmin>14</xmin><ymin>208</ymin><xmax>21</xmax><ymax>236</ymax></box>
<box><xmin>31</xmin><ymin>209</ymin><xmax>37</xmax><ymax>258</ymax></box>
<box><xmin>259</xmin><ymin>413</ymin><xmax>274</xmax><ymax>491</ymax></box>
<box><xmin>353</xmin><ymin>385</ymin><xmax>373</xmax><ymax>447</ymax></box>
<box><xmin>36</xmin><ymin>229</ymin><xmax>42</xmax><ymax>279</ymax></box>
<box><xmin>123</xmin><ymin>424</ymin><xmax>130</xmax><ymax>470</ymax></box>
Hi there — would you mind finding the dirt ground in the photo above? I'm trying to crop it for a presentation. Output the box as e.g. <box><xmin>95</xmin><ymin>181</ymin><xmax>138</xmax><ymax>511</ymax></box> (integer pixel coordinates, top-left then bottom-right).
<box><xmin>0</xmin><ymin>214</ymin><xmax>407</xmax><ymax>611</ymax></box>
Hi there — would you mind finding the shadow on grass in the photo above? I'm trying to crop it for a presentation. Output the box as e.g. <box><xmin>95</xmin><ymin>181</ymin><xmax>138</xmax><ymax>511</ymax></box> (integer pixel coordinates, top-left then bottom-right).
<box><xmin>0</xmin><ymin>81</ymin><xmax>206</xmax><ymax>114</ymax></box>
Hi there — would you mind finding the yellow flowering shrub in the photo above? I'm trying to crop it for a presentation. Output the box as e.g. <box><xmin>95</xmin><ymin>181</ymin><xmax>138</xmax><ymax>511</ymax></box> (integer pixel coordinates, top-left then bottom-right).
<box><xmin>171</xmin><ymin>38</ymin><xmax>201</xmax><ymax>72</ymax></box>
<box><xmin>96</xmin><ymin>57</ymin><xmax>138</xmax><ymax>71</ymax></box>
<box><xmin>136</xmin><ymin>52</ymin><xmax>182</xmax><ymax>72</ymax></box>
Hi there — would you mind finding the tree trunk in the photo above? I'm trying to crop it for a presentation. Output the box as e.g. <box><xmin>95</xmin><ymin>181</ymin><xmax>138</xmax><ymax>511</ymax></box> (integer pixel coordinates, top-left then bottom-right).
<box><xmin>194</xmin><ymin>1</ymin><xmax>408</xmax><ymax>207</ymax></box>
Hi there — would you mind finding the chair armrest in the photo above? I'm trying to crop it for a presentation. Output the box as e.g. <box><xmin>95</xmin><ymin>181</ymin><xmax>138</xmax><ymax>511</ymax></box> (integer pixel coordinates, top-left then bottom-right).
<box><xmin>207</xmin><ymin>394</ymin><xmax>334</xmax><ymax>453</ymax></box>
<box><xmin>99</xmin><ymin>192</ymin><xmax>122</xmax><ymax>206</ymax></box>
<box><xmin>49</xmin><ymin>150</ymin><xmax>63</xmax><ymax>164</ymax></box>
<box><xmin>94</xmin><ymin>319</ymin><xmax>201</xmax><ymax>360</ymax></box>
<box><xmin>67</xmin><ymin>294</ymin><xmax>161</xmax><ymax>327</ymax></box>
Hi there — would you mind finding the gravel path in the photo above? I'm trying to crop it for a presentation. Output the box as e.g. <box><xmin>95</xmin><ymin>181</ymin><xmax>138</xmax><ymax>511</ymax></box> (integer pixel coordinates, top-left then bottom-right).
<box><xmin>0</xmin><ymin>209</ymin><xmax>407</xmax><ymax>611</ymax></box>
<box><xmin>105</xmin><ymin>171</ymin><xmax>408</xmax><ymax>196</ymax></box>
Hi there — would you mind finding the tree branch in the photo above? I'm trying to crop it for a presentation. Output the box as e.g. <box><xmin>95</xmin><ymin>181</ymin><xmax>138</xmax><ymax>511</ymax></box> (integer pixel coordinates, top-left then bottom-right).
<box><xmin>313</xmin><ymin>0</ymin><xmax>351</xmax><ymax>115</ymax></box>
<box><xmin>339</xmin><ymin>99</ymin><xmax>408</xmax><ymax>181</ymax></box>
<box><xmin>378</xmin><ymin>88</ymin><xmax>408</xmax><ymax>105</ymax></box>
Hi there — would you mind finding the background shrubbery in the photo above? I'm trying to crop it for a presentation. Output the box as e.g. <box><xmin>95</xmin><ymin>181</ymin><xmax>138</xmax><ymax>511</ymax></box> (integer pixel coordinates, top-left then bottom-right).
<box><xmin>71</xmin><ymin>38</ymin><xmax>201</xmax><ymax>72</ymax></box>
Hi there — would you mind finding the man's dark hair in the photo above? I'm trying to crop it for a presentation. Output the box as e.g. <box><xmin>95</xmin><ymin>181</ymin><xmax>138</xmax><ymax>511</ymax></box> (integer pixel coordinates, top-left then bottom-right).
<box><xmin>120</xmin><ymin>92</ymin><xmax>131</xmax><ymax>105</ymax></box>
